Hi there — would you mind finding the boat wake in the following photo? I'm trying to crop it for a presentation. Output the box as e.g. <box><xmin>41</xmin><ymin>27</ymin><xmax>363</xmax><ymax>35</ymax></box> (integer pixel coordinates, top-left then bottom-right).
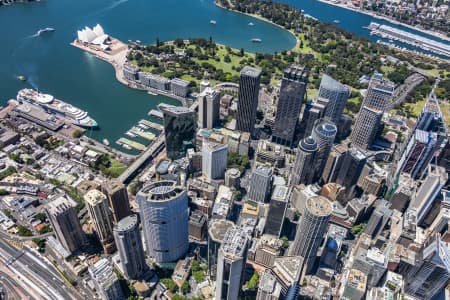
<box><xmin>106</xmin><ymin>0</ymin><xmax>130</xmax><ymax>11</ymax></box>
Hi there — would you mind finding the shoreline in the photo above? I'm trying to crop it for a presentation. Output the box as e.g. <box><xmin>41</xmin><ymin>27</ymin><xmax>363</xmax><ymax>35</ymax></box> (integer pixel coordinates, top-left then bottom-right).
<box><xmin>314</xmin><ymin>0</ymin><xmax>450</xmax><ymax>43</ymax></box>
<box><xmin>214</xmin><ymin>1</ymin><xmax>300</xmax><ymax>51</ymax></box>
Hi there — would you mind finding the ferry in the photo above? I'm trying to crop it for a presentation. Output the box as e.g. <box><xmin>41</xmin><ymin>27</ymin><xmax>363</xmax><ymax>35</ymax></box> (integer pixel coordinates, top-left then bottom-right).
<box><xmin>210</xmin><ymin>20</ymin><xmax>217</xmax><ymax>25</ymax></box>
<box><xmin>37</xmin><ymin>27</ymin><xmax>55</xmax><ymax>36</ymax></box>
<box><xmin>17</xmin><ymin>89</ymin><xmax>98</xmax><ymax>128</ymax></box>
<box><xmin>251</xmin><ymin>38</ymin><xmax>262</xmax><ymax>43</ymax></box>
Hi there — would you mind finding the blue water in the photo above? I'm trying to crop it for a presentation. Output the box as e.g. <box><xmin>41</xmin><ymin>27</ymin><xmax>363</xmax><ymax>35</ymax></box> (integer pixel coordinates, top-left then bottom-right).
<box><xmin>0</xmin><ymin>0</ymin><xmax>447</xmax><ymax>148</ymax></box>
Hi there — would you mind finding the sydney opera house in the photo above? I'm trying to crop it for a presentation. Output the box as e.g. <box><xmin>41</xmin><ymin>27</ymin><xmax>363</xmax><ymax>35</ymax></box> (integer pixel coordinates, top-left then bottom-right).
<box><xmin>76</xmin><ymin>24</ymin><xmax>110</xmax><ymax>47</ymax></box>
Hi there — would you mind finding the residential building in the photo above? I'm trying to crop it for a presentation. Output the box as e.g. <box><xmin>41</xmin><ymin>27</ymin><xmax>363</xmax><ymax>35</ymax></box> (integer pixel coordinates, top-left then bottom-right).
<box><xmin>102</xmin><ymin>180</ymin><xmax>131</xmax><ymax>224</ymax></box>
<box><xmin>171</xmin><ymin>78</ymin><xmax>190</xmax><ymax>97</ymax></box>
<box><xmin>137</xmin><ymin>181</ymin><xmax>189</xmax><ymax>262</ymax></box>
<box><xmin>113</xmin><ymin>214</ymin><xmax>147</xmax><ymax>280</ymax></box>
<box><xmin>84</xmin><ymin>189</ymin><xmax>115</xmax><ymax>254</ymax></box>
<box><xmin>122</xmin><ymin>62</ymin><xmax>140</xmax><ymax>81</ymax></box>
<box><xmin>45</xmin><ymin>196</ymin><xmax>86</xmax><ymax>254</ymax></box>
<box><xmin>89</xmin><ymin>258</ymin><xmax>124</xmax><ymax>300</ymax></box>
<box><xmin>236</xmin><ymin>66</ymin><xmax>261</xmax><ymax>133</ymax></box>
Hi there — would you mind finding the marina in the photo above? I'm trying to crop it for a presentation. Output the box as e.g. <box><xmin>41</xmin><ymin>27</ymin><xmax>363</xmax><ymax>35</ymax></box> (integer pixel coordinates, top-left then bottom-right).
<box><xmin>116</xmin><ymin>138</ymin><xmax>145</xmax><ymax>151</ymax></box>
<box><xmin>129</xmin><ymin>127</ymin><xmax>156</xmax><ymax>141</ymax></box>
<box><xmin>148</xmin><ymin>109</ymin><xmax>164</xmax><ymax>119</ymax></box>
<box><xmin>138</xmin><ymin>119</ymin><xmax>163</xmax><ymax>131</ymax></box>
<box><xmin>367</xmin><ymin>22</ymin><xmax>450</xmax><ymax>59</ymax></box>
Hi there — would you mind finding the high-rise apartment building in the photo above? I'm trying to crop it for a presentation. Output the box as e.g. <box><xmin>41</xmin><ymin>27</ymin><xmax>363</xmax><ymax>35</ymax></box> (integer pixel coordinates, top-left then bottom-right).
<box><xmin>198</xmin><ymin>87</ymin><xmax>220</xmax><ymax>129</ymax></box>
<box><xmin>113</xmin><ymin>214</ymin><xmax>147</xmax><ymax>280</ymax></box>
<box><xmin>272</xmin><ymin>65</ymin><xmax>309</xmax><ymax>146</ymax></box>
<box><xmin>137</xmin><ymin>181</ymin><xmax>189</xmax><ymax>262</ymax></box>
<box><xmin>84</xmin><ymin>189</ymin><xmax>115</xmax><ymax>254</ymax></box>
<box><xmin>88</xmin><ymin>258</ymin><xmax>124</xmax><ymax>300</ymax></box>
<box><xmin>236</xmin><ymin>66</ymin><xmax>261</xmax><ymax>133</ymax></box>
<box><xmin>160</xmin><ymin>104</ymin><xmax>197</xmax><ymax>160</ymax></box>
<box><xmin>202</xmin><ymin>141</ymin><xmax>228</xmax><ymax>180</ymax></box>
<box><xmin>103</xmin><ymin>180</ymin><xmax>131</xmax><ymax>224</ymax></box>
<box><xmin>45</xmin><ymin>196</ymin><xmax>86</xmax><ymax>254</ymax></box>
<box><xmin>351</xmin><ymin>73</ymin><xmax>394</xmax><ymax>150</ymax></box>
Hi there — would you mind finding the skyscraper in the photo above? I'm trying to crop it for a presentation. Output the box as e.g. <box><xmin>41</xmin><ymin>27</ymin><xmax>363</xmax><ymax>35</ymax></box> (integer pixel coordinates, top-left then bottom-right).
<box><xmin>236</xmin><ymin>66</ymin><xmax>261</xmax><ymax>133</ymax></box>
<box><xmin>88</xmin><ymin>258</ymin><xmax>124</xmax><ymax>300</ymax></box>
<box><xmin>265</xmin><ymin>185</ymin><xmax>289</xmax><ymax>237</ymax></box>
<box><xmin>311</xmin><ymin>119</ymin><xmax>337</xmax><ymax>182</ymax></box>
<box><xmin>103</xmin><ymin>180</ymin><xmax>131</xmax><ymax>224</ymax></box>
<box><xmin>317</xmin><ymin>74</ymin><xmax>349</xmax><ymax>123</ymax></box>
<box><xmin>202</xmin><ymin>141</ymin><xmax>228</xmax><ymax>180</ymax></box>
<box><xmin>248</xmin><ymin>164</ymin><xmax>273</xmax><ymax>203</ymax></box>
<box><xmin>404</xmin><ymin>235</ymin><xmax>450</xmax><ymax>299</ymax></box>
<box><xmin>290</xmin><ymin>195</ymin><xmax>332</xmax><ymax>274</ymax></box>
<box><xmin>160</xmin><ymin>104</ymin><xmax>197</xmax><ymax>160</ymax></box>
<box><xmin>272</xmin><ymin>65</ymin><xmax>309</xmax><ymax>146</ymax></box>
<box><xmin>84</xmin><ymin>189</ymin><xmax>115</xmax><ymax>254</ymax></box>
<box><xmin>300</xmin><ymin>100</ymin><xmax>325</xmax><ymax>138</ymax></box>
<box><xmin>290</xmin><ymin>136</ymin><xmax>318</xmax><ymax>187</ymax></box>
<box><xmin>45</xmin><ymin>196</ymin><xmax>86</xmax><ymax>254</ymax></box>
<box><xmin>208</xmin><ymin>219</ymin><xmax>235</xmax><ymax>280</ymax></box>
<box><xmin>335</xmin><ymin>147</ymin><xmax>367</xmax><ymax>200</ymax></box>
<box><xmin>351</xmin><ymin>73</ymin><xmax>394</xmax><ymax>150</ymax></box>
<box><xmin>215</xmin><ymin>227</ymin><xmax>249</xmax><ymax>300</ymax></box>
<box><xmin>256</xmin><ymin>270</ymin><xmax>282</xmax><ymax>300</ymax></box>
<box><xmin>137</xmin><ymin>181</ymin><xmax>189</xmax><ymax>263</ymax></box>
<box><xmin>113</xmin><ymin>214</ymin><xmax>147</xmax><ymax>280</ymax></box>
<box><xmin>198</xmin><ymin>87</ymin><xmax>220</xmax><ymax>129</ymax></box>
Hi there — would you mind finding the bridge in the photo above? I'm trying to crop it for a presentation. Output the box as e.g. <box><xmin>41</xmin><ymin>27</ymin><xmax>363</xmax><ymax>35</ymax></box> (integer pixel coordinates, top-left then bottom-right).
<box><xmin>118</xmin><ymin>135</ymin><xmax>165</xmax><ymax>184</ymax></box>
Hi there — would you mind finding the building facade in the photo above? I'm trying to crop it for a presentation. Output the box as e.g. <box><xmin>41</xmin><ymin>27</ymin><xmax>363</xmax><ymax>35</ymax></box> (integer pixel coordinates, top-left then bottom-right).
<box><xmin>311</xmin><ymin>119</ymin><xmax>337</xmax><ymax>182</ymax></box>
<box><xmin>113</xmin><ymin>214</ymin><xmax>147</xmax><ymax>280</ymax></box>
<box><xmin>137</xmin><ymin>181</ymin><xmax>189</xmax><ymax>262</ymax></box>
<box><xmin>84</xmin><ymin>189</ymin><xmax>115</xmax><ymax>254</ymax></box>
<box><xmin>290</xmin><ymin>136</ymin><xmax>318</xmax><ymax>187</ymax></box>
<box><xmin>272</xmin><ymin>65</ymin><xmax>309</xmax><ymax>146</ymax></box>
<box><xmin>45</xmin><ymin>196</ymin><xmax>86</xmax><ymax>254</ymax></box>
<box><xmin>160</xmin><ymin>104</ymin><xmax>197</xmax><ymax>160</ymax></box>
<box><xmin>317</xmin><ymin>74</ymin><xmax>349</xmax><ymax>123</ymax></box>
<box><xmin>103</xmin><ymin>180</ymin><xmax>131</xmax><ymax>224</ymax></box>
<box><xmin>236</xmin><ymin>66</ymin><xmax>261</xmax><ymax>133</ymax></box>
<box><xmin>202</xmin><ymin>141</ymin><xmax>228</xmax><ymax>180</ymax></box>
<box><xmin>248</xmin><ymin>164</ymin><xmax>273</xmax><ymax>203</ymax></box>
<box><xmin>89</xmin><ymin>258</ymin><xmax>124</xmax><ymax>300</ymax></box>
<box><xmin>198</xmin><ymin>87</ymin><xmax>220</xmax><ymax>129</ymax></box>
<box><xmin>265</xmin><ymin>185</ymin><xmax>289</xmax><ymax>237</ymax></box>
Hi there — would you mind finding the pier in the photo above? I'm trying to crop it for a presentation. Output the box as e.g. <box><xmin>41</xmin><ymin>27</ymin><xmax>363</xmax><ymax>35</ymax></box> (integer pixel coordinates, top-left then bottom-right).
<box><xmin>116</xmin><ymin>138</ymin><xmax>146</xmax><ymax>151</ymax></box>
<box><xmin>138</xmin><ymin>120</ymin><xmax>163</xmax><ymax>131</ymax></box>
<box><xmin>129</xmin><ymin>127</ymin><xmax>156</xmax><ymax>141</ymax></box>
<box><xmin>148</xmin><ymin>109</ymin><xmax>164</xmax><ymax>119</ymax></box>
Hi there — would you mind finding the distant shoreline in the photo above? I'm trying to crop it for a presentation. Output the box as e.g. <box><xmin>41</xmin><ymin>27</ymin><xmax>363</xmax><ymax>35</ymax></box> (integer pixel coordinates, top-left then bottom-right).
<box><xmin>314</xmin><ymin>0</ymin><xmax>450</xmax><ymax>43</ymax></box>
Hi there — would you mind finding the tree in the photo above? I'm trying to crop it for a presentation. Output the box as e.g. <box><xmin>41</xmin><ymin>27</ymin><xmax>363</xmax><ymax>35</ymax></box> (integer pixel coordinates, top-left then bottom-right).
<box><xmin>35</xmin><ymin>212</ymin><xmax>47</xmax><ymax>222</ymax></box>
<box><xmin>351</xmin><ymin>223</ymin><xmax>366</xmax><ymax>235</ymax></box>
<box><xmin>181</xmin><ymin>281</ymin><xmax>190</xmax><ymax>294</ymax></box>
<box><xmin>160</xmin><ymin>278</ymin><xmax>178</xmax><ymax>293</ymax></box>
<box><xmin>17</xmin><ymin>225</ymin><xmax>32</xmax><ymax>237</ymax></box>
<box><xmin>0</xmin><ymin>189</ymin><xmax>9</xmax><ymax>196</ymax></box>
<box><xmin>244</xmin><ymin>271</ymin><xmax>259</xmax><ymax>290</ymax></box>
<box><xmin>72</xmin><ymin>129</ymin><xmax>83</xmax><ymax>139</ymax></box>
<box><xmin>280</xmin><ymin>236</ymin><xmax>289</xmax><ymax>249</ymax></box>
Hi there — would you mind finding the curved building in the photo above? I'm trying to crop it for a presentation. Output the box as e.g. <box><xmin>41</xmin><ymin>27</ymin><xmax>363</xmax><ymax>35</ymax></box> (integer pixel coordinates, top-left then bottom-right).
<box><xmin>289</xmin><ymin>195</ymin><xmax>332</xmax><ymax>274</ymax></box>
<box><xmin>113</xmin><ymin>214</ymin><xmax>147</xmax><ymax>280</ymax></box>
<box><xmin>311</xmin><ymin>119</ymin><xmax>337</xmax><ymax>182</ymax></box>
<box><xmin>137</xmin><ymin>181</ymin><xmax>189</xmax><ymax>263</ymax></box>
<box><xmin>317</xmin><ymin>74</ymin><xmax>349</xmax><ymax>123</ymax></box>
<box><xmin>290</xmin><ymin>136</ymin><xmax>318</xmax><ymax>187</ymax></box>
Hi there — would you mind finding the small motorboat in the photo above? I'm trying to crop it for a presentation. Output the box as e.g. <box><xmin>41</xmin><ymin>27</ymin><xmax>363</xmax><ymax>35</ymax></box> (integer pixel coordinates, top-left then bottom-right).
<box><xmin>17</xmin><ymin>75</ymin><xmax>26</xmax><ymax>81</ymax></box>
<box><xmin>251</xmin><ymin>38</ymin><xmax>262</xmax><ymax>43</ymax></box>
<box><xmin>210</xmin><ymin>20</ymin><xmax>217</xmax><ymax>25</ymax></box>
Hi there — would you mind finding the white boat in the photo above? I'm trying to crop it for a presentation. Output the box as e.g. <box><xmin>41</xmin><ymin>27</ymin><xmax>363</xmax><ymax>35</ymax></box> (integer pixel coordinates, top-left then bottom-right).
<box><xmin>17</xmin><ymin>89</ymin><xmax>98</xmax><ymax>128</ymax></box>
<box><xmin>248</xmin><ymin>22</ymin><xmax>254</xmax><ymax>26</ymax></box>
<box><xmin>333</xmin><ymin>20</ymin><xmax>340</xmax><ymax>24</ymax></box>
<box><xmin>147</xmin><ymin>91</ymin><xmax>158</xmax><ymax>96</ymax></box>
<box><xmin>125</xmin><ymin>131</ymin><xmax>137</xmax><ymax>138</ymax></box>
<box><xmin>122</xmin><ymin>144</ymin><xmax>132</xmax><ymax>150</ymax></box>
<box><xmin>37</xmin><ymin>27</ymin><xmax>55</xmax><ymax>36</ymax></box>
<box><xmin>210</xmin><ymin>20</ymin><xmax>217</xmax><ymax>25</ymax></box>
<box><xmin>251</xmin><ymin>38</ymin><xmax>262</xmax><ymax>43</ymax></box>
<box><xmin>102</xmin><ymin>139</ymin><xmax>109</xmax><ymax>146</ymax></box>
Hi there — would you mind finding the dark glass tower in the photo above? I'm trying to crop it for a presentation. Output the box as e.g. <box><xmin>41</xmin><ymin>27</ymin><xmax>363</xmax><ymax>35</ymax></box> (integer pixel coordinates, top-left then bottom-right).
<box><xmin>236</xmin><ymin>66</ymin><xmax>261</xmax><ymax>134</ymax></box>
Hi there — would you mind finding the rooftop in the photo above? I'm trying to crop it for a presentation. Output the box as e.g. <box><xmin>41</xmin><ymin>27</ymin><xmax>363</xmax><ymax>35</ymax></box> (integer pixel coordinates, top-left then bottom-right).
<box><xmin>320</xmin><ymin>74</ymin><xmax>349</xmax><ymax>93</ymax></box>
<box><xmin>84</xmin><ymin>189</ymin><xmax>107</xmax><ymax>206</ymax></box>
<box><xmin>46</xmin><ymin>196</ymin><xmax>77</xmax><ymax>215</ymax></box>
<box><xmin>221</xmin><ymin>227</ymin><xmax>248</xmax><ymax>259</ymax></box>
<box><xmin>139</xmin><ymin>181</ymin><xmax>185</xmax><ymax>202</ymax></box>
<box><xmin>114</xmin><ymin>214</ymin><xmax>138</xmax><ymax>232</ymax></box>
<box><xmin>271</xmin><ymin>185</ymin><xmax>289</xmax><ymax>202</ymax></box>
<box><xmin>208</xmin><ymin>219</ymin><xmax>235</xmax><ymax>243</ymax></box>
<box><xmin>306</xmin><ymin>196</ymin><xmax>333</xmax><ymax>216</ymax></box>
<box><xmin>240</xmin><ymin>66</ymin><xmax>261</xmax><ymax>78</ymax></box>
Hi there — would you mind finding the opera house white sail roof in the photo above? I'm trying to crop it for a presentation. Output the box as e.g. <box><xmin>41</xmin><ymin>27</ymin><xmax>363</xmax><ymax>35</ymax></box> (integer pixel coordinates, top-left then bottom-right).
<box><xmin>77</xmin><ymin>24</ymin><xmax>108</xmax><ymax>45</ymax></box>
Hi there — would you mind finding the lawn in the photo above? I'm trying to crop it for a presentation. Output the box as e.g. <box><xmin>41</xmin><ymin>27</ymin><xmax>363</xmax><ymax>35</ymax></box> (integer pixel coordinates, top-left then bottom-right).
<box><xmin>440</xmin><ymin>101</ymin><xmax>450</xmax><ymax>126</ymax></box>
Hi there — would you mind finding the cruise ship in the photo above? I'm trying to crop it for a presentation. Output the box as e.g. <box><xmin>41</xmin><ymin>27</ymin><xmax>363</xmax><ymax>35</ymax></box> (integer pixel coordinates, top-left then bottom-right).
<box><xmin>17</xmin><ymin>89</ymin><xmax>98</xmax><ymax>128</ymax></box>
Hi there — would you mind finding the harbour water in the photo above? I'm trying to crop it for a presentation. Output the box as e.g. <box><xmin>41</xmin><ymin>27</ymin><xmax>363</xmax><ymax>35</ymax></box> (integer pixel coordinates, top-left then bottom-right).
<box><xmin>0</xmin><ymin>0</ymin><xmax>448</xmax><ymax>147</ymax></box>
